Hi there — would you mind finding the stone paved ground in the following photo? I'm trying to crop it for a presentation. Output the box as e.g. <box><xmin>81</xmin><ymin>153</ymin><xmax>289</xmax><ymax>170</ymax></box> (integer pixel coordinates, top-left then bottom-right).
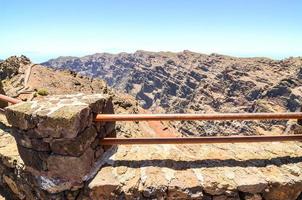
<box><xmin>88</xmin><ymin>142</ymin><xmax>302</xmax><ymax>200</ymax></box>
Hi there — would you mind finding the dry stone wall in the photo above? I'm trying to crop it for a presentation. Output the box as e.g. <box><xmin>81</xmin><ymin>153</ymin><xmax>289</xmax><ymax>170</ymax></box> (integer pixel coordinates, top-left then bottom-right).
<box><xmin>5</xmin><ymin>93</ymin><xmax>115</xmax><ymax>193</ymax></box>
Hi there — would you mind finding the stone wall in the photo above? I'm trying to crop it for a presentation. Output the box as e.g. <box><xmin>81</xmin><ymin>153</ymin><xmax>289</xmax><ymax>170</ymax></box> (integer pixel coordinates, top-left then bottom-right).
<box><xmin>5</xmin><ymin>93</ymin><xmax>115</xmax><ymax>194</ymax></box>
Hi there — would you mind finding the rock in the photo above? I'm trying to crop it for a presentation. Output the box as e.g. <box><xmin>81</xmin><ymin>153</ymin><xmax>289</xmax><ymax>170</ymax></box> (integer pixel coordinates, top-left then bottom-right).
<box><xmin>11</xmin><ymin>128</ymin><xmax>50</xmax><ymax>151</ymax></box>
<box><xmin>0</xmin><ymin>55</ymin><xmax>30</xmax><ymax>80</ymax></box>
<box><xmin>88</xmin><ymin>166</ymin><xmax>120</xmax><ymax>200</ymax></box>
<box><xmin>263</xmin><ymin>183</ymin><xmax>302</xmax><ymax>200</ymax></box>
<box><xmin>47</xmin><ymin>148</ymin><xmax>94</xmax><ymax>181</ymax></box>
<box><xmin>3</xmin><ymin>175</ymin><xmax>25</xmax><ymax>199</ymax></box>
<box><xmin>6</xmin><ymin>93</ymin><xmax>108</xmax><ymax>138</ymax></box>
<box><xmin>244</xmin><ymin>194</ymin><xmax>262</xmax><ymax>200</ymax></box>
<box><xmin>42</xmin><ymin>51</ymin><xmax>302</xmax><ymax>136</ymax></box>
<box><xmin>213</xmin><ymin>195</ymin><xmax>228</xmax><ymax>200</ymax></box>
<box><xmin>36</xmin><ymin>104</ymin><xmax>91</xmax><ymax>139</ymax></box>
<box><xmin>5</xmin><ymin>101</ymin><xmax>37</xmax><ymax>130</ymax></box>
<box><xmin>236</xmin><ymin>177</ymin><xmax>267</xmax><ymax>194</ymax></box>
<box><xmin>50</xmin><ymin>126</ymin><xmax>97</xmax><ymax>156</ymax></box>
<box><xmin>17</xmin><ymin>145</ymin><xmax>49</xmax><ymax>171</ymax></box>
<box><xmin>267</xmin><ymin>86</ymin><xmax>291</xmax><ymax>97</ymax></box>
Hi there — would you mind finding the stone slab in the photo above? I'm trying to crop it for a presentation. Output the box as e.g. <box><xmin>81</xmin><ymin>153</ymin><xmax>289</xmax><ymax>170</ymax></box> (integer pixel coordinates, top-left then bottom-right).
<box><xmin>5</xmin><ymin>93</ymin><xmax>110</xmax><ymax>139</ymax></box>
<box><xmin>88</xmin><ymin>142</ymin><xmax>302</xmax><ymax>200</ymax></box>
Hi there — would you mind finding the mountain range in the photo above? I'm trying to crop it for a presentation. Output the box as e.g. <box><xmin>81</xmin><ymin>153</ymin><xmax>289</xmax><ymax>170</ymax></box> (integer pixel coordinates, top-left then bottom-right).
<box><xmin>42</xmin><ymin>51</ymin><xmax>302</xmax><ymax>136</ymax></box>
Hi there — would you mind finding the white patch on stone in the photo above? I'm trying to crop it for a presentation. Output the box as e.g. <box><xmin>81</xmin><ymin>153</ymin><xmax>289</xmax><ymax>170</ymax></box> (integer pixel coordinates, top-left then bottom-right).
<box><xmin>58</xmin><ymin>101</ymin><xmax>87</xmax><ymax>106</ymax></box>
<box><xmin>38</xmin><ymin>176</ymin><xmax>71</xmax><ymax>193</ymax></box>
<box><xmin>39</xmin><ymin>176</ymin><xmax>58</xmax><ymax>189</ymax></box>
<box><xmin>140</xmin><ymin>167</ymin><xmax>148</xmax><ymax>184</ymax></box>
<box><xmin>224</xmin><ymin>171</ymin><xmax>235</xmax><ymax>180</ymax></box>
<box><xmin>162</xmin><ymin>167</ymin><xmax>175</xmax><ymax>183</ymax></box>
<box><xmin>272</xmin><ymin>142</ymin><xmax>280</xmax><ymax>145</ymax></box>
<box><xmin>29</xmin><ymin>101</ymin><xmax>38</xmax><ymax>109</ymax></box>
<box><xmin>162</xmin><ymin>145</ymin><xmax>172</xmax><ymax>156</ymax></box>
<box><xmin>154</xmin><ymin>144</ymin><xmax>174</xmax><ymax>158</ymax></box>
<box><xmin>192</xmin><ymin>168</ymin><xmax>204</xmax><ymax>184</ymax></box>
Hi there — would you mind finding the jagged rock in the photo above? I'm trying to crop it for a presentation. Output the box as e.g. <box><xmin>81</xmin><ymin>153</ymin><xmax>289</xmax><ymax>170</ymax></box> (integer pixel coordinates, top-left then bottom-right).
<box><xmin>0</xmin><ymin>55</ymin><xmax>30</xmax><ymax>80</ymax></box>
<box><xmin>42</xmin><ymin>51</ymin><xmax>302</xmax><ymax>136</ymax></box>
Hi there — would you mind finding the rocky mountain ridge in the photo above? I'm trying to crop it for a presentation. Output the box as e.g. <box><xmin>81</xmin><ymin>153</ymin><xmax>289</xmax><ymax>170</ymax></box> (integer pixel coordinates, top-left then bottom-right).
<box><xmin>43</xmin><ymin>51</ymin><xmax>302</xmax><ymax>136</ymax></box>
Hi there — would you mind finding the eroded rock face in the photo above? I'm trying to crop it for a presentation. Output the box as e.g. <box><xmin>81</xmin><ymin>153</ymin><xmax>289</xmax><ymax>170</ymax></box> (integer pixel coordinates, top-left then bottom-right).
<box><xmin>5</xmin><ymin>93</ymin><xmax>115</xmax><ymax>193</ymax></box>
<box><xmin>0</xmin><ymin>55</ymin><xmax>30</xmax><ymax>80</ymax></box>
<box><xmin>42</xmin><ymin>51</ymin><xmax>302</xmax><ymax>136</ymax></box>
<box><xmin>0</xmin><ymin>56</ymin><xmax>30</xmax><ymax>108</ymax></box>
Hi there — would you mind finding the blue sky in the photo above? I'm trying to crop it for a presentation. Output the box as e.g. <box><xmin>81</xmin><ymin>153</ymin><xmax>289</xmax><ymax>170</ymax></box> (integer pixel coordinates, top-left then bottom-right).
<box><xmin>1</xmin><ymin>0</ymin><xmax>302</xmax><ymax>62</ymax></box>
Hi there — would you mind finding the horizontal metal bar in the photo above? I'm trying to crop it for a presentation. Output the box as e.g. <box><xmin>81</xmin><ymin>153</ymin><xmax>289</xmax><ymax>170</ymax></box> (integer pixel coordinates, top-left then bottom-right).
<box><xmin>0</xmin><ymin>94</ymin><xmax>21</xmax><ymax>104</ymax></box>
<box><xmin>96</xmin><ymin>113</ymin><xmax>302</xmax><ymax>122</ymax></box>
<box><xmin>100</xmin><ymin>135</ymin><xmax>302</xmax><ymax>145</ymax></box>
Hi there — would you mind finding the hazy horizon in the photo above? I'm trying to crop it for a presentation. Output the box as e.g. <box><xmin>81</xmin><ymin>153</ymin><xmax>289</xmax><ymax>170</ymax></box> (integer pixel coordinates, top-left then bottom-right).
<box><xmin>1</xmin><ymin>49</ymin><xmax>302</xmax><ymax>64</ymax></box>
<box><xmin>1</xmin><ymin>0</ymin><xmax>302</xmax><ymax>63</ymax></box>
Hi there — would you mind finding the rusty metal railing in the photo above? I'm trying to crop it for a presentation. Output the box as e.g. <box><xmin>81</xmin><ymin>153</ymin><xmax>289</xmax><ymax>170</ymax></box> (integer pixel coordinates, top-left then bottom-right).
<box><xmin>95</xmin><ymin>113</ymin><xmax>302</xmax><ymax>121</ymax></box>
<box><xmin>1</xmin><ymin>94</ymin><xmax>302</xmax><ymax>145</ymax></box>
<box><xmin>0</xmin><ymin>94</ymin><xmax>21</xmax><ymax>104</ymax></box>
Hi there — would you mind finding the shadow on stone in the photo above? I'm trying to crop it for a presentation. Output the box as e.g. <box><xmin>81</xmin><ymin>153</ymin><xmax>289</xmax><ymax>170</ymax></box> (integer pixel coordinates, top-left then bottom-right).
<box><xmin>110</xmin><ymin>156</ymin><xmax>302</xmax><ymax>169</ymax></box>
<box><xmin>0</xmin><ymin>119</ymin><xmax>10</xmax><ymax>133</ymax></box>
<box><xmin>0</xmin><ymin>185</ymin><xmax>15</xmax><ymax>200</ymax></box>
